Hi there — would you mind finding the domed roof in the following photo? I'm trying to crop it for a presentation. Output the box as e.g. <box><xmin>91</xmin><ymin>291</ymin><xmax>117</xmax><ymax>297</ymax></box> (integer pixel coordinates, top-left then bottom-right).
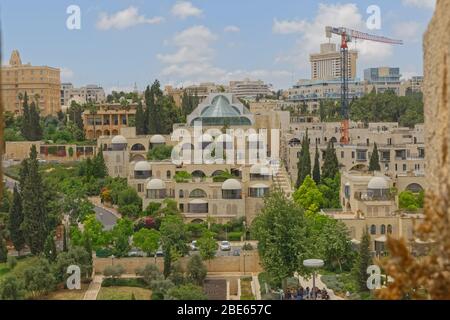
<box><xmin>146</xmin><ymin>179</ymin><xmax>166</xmax><ymax>190</ymax></box>
<box><xmin>222</xmin><ymin>179</ymin><xmax>242</xmax><ymax>190</ymax></box>
<box><xmin>112</xmin><ymin>135</ymin><xmax>127</xmax><ymax>144</ymax></box>
<box><xmin>134</xmin><ymin>161</ymin><xmax>151</xmax><ymax>172</ymax></box>
<box><xmin>201</xmin><ymin>95</ymin><xmax>241</xmax><ymax>117</ymax></box>
<box><xmin>150</xmin><ymin>135</ymin><xmax>166</xmax><ymax>144</ymax></box>
<box><xmin>368</xmin><ymin>177</ymin><xmax>389</xmax><ymax>190</ymax></box>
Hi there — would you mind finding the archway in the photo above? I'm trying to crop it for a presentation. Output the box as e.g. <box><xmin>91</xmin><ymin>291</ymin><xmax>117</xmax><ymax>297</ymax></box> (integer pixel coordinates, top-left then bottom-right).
<box><xmin>131</xmin><ymin>143</ymin><xmax>146</xmax><ymax>151</ymax></box>
<box><xmin>406</xmin><ymin>183</ymin><xmax>424</xmax><ymax>193</ymax></box>
<box><xmin>350</xmin><ymin>164</ymin><xmax>369</xmax><ymax>172</ymax></box>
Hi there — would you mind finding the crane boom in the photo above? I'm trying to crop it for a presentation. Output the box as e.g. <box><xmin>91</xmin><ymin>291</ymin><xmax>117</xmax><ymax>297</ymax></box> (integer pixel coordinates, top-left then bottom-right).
<box><xmin>326</xmin><ymin>26</ymin><xmax>403</xmax><ymax>45</ymax></box>
<box><xmin>325</xmin><ymin>26</ymin><xmax>403</xmax><ymax>145</ymax></box>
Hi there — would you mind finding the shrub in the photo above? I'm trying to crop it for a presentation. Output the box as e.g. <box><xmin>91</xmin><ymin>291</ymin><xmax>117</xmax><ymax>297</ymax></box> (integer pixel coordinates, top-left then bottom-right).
<box><xmin>104</xmin><ymin>264</ymin><xmax>125</xmax><ymax>281</ymax></box>
<box><xmin>242</xmin><ymin>243</ymin><xmax>253</xmax><ymax>251</ymax></box>
<box><xmin>96</xmin><ymin>248</ymin><xmax>113</xmax><ymax>258</ymax></box>
<box><xmin>174</xmin><ymin>171</ymin><xmax>192</xmax><ymax>183</ymax></box>
<box><xmin>7</xmin><ymin>256</ymin><xmax>17</xmax><ymax>270</ymax></box>
<box><xmin>228</xmin><ymin>232</ymin><xmax>243</xmax><ymax>241</ymax></box>
<box><xmin>102</xmin><ymin>277</ymin><xmax>146</xmax><ymax>288</ymax></box>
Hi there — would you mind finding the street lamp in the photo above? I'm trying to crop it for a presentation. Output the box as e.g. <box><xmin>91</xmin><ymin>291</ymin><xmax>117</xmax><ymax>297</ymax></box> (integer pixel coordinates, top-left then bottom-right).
<box><xmin>111</xmin><ymin>255</ymin><xmax>115</xmax><ymax>266</ymax></box>
<box><xmin>303</xmin><ymin>259</ymin><xmax>324</xmax><ymax>300</ymax></box>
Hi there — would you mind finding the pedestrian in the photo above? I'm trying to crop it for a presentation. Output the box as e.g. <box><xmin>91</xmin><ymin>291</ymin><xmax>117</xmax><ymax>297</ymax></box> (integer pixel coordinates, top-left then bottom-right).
<box><xmin>305</xmin><ymin>287</ymin><xmax>310</xmax><ymax>300</ymax></box>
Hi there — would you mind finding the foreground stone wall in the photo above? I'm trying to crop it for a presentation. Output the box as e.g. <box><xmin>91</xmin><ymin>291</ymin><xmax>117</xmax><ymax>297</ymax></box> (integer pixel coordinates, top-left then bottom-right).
<box><xmin>94</xmin><ymin>252</ymin><xmax>262</xmax><ymax>274</ymax></box>
<box><xmin>423</xmin><ymin>0</ymin><xmax>450</xmax><ymax>219</ymax></box>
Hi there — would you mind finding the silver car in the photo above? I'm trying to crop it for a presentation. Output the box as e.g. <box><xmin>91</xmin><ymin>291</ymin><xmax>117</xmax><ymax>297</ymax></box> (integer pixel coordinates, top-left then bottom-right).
<box><xmin>219</xmin><ymin>241</ymin><xmax>231</xmax><ymax>251</ymax></box>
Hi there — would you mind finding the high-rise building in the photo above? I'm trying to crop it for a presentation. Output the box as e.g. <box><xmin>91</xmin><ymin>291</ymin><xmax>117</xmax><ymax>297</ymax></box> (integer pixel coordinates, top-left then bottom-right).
<box><xmin>229</xmin><ymin>79</ymin><xmax>272</xmax><ymax>98</ymax></box>
<box><xmin>61</xmin><ymin>83</ymin><xmax>106</xmax><ymax>106</ymax></box>
<box><xmin>1</xmin><ymin>50</ymin><xmax>61</xmax><ymax>115</ymax></box>
<box><xmin>310</xmin><ymin>43</ymin><xmax>358</xmax><ymax>81</ymax></box>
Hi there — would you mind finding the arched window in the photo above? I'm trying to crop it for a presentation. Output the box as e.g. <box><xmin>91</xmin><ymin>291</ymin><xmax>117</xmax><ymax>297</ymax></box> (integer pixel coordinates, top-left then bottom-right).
<box><xmin>167</xmin><ymin>171</ymin><xmax>171</xmax><ymax>179</ymax></box>
<box><xmin>212</xmin><ymin>170</ymin><xmax>225</xmax><ymax>177</ymax></box>
<box><xmin>381</xmin><ymin>225</ymin><xmax>386</xmax><ymax>235</ymax></box>
<box><xmin>370</xmin><ymin>225</ymin><xmax>377</xmax><ymax>235</ymax></box>
<box><xmin>190</xmin><ymin>189</ymin><xmax>207</xmax><ymax>198</ymax></box>
<box><xmin>179</xmin><ymin>190</ymin><xmax>184</xmax><ymax>198</ymax></box>
<box><xmin>131</xmin><ymin>143</ymin><xmax>146</xmax><ymax>151</ymax></box>
<box><xmin>387</xmin><ymin>225</ymin><xmax>393</xmax><ymax>234</ymax></box>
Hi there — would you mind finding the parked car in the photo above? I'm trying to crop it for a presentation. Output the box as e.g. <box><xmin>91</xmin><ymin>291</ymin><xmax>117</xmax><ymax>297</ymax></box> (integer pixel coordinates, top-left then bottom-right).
<box><xmin>128</xmin><ymin>249</ymin><xmax>144</xmax><ymax>257</ymax></box>
<box><xmin>219</xmin><ymin>241</ymin><xmax>231</xmax><ymax>251</ymax></box>
<box><xmin>190</xmin><ymin>240</ymin><xmax>198</xmax><ymax>251</ymax></box>
<box><xmin>156</xmin><ymin>246</ymin><xmax>164</xmax><ymax>257</ymax></box>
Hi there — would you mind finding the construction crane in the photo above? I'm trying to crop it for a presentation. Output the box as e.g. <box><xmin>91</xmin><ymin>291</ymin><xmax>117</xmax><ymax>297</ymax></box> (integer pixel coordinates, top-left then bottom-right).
<box><xmin>325</xmin><ymin>26</ymin><xmax>403</xmax><ymax>144</ymax></box>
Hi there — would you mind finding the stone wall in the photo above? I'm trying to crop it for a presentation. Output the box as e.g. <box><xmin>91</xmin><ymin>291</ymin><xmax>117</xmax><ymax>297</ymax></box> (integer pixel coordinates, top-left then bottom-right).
<box><xmin>94</xmin><ymin>252</ymin><xmax>263</xmax><ymax>274</ymax></box>
<box><xmin>423</xmin><ymin>0</ymin><xmax>450</xmax><ymax>219</ymax></box>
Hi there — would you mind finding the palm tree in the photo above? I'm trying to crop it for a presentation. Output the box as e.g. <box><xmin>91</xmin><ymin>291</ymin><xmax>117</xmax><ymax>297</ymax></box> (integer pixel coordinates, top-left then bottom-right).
<box><xmin>87</xmin><ymin>102</ymin><xmax>99</xmax><ymax>140</ymax></box>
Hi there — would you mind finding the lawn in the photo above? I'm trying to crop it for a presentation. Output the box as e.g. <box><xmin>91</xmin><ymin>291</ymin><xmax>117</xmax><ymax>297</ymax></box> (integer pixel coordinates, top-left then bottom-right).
<box><xmin>240</xmin><ymin>277</ymin><xmax>255</xmax><ymax>300</ymax></box>
<box><xmin>39</xmin><ymin>284</ymin><xmax>89</xmax><ymax>300</ymax></box>
<box><xmin>97</xmin><ymin>287</ymin><xmax>152</xmax><ymax>300</ymax></box>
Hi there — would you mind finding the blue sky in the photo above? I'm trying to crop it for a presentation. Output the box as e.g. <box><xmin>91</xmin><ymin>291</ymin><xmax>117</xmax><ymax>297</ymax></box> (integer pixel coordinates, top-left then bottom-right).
<box><xmin>0</xmin><ymin>0</ymin><xmax>435</xmax><ymax>91</ymax></box>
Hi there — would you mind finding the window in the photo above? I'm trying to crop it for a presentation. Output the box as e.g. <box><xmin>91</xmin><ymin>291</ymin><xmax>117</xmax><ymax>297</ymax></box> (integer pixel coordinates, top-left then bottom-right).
<box><xmin>179</xmin><ymin>190</ymin><xmax>184</xmax><ymax>198</ymax></box>
<box><xmin>387</xmin><ymin>225</ymin><xmax>393</xmax><ymax>234</ymax></box>
<box><xmin>341</xmin><ymin>151</ymin><xmax>344</xmax><ymax>159</ymax></box>
<box><xmin>370</xmin><ymin>225</ymin><xmax>377</xmax><ymax>235</ymax></box>
<box><xmin>381</xmin><ymin>225</ymin><xmax>386</xmax><ymax>235</ymax></box>
<box><xmin>167</xmin><ymin>171</ymin><xmax>171</xmax><ymax>179</ymax></box>
<box><xmin>190</xmin><ymin>189</ymin><xmax>207</xmax><ymax>198</ymax></box>
<box><xmin>138</xmin><ymin>184</ymin><xmax>143</xmax><ymax>193</ymax></box>
<box><xmin>403</xmin><ymin>164</ymin><xmax>407</xmax><ymax>171</ymax></box>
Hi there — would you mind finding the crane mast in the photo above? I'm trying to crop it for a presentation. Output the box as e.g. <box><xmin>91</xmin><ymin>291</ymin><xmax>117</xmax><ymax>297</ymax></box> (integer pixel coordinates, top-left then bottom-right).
<box><xmin>325</xmin><ymin>26</ymin><xmax>403</xmax><ymax>145</ymax></box>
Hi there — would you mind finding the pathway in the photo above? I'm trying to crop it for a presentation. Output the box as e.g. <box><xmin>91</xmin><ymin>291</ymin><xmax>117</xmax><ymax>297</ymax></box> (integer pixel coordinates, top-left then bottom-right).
<box><xmin>83</xmin><ymin>275</ymin><xmax>104</xmax><ymax>300</ymax></box>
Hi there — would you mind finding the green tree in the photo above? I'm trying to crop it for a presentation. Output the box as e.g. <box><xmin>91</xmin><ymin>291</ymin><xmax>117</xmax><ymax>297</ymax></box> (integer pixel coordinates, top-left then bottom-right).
<box><xmin>136</xmin><ymin>264</ymin><xmax>164</xmax><ymax>286</ymax></box>
<box><xmin>8</xmin><ymin>185</ymin><xmax>25</xmax><ymax>254</ymax></box>
<box><xmin>23</xmin><ymin>258</ymin><xmax>56</xmax><ymax>297</ymax></box>
<box><xmin>354</xmin><ymin>228</ymin><xmax>372</xmax><ymax>292</ymax></box>
<box><xmin>118</xmin><ymin>187</ymin><xmax>142</xmax><ymax>211</ymax></box>
<box><xmin>44</xmin><ymin>232</ymin><xmax>57</xmax><ymax>262</ymax></box>
<box><xmin>167</xmin><ymin>284</ymin><xmax>207</xmax><ymax>300</ymax></box>
<box><xmin>321</xmin><ymin>142</ymin><xmax>339</xmax><ymax>181</ymax></box>
<box><xmin>160</xmin><ymin>215</ymin><xmax>188</xmax><ymax>277</ymax></box>
<box><xmin>296</xmin><ymin>131</ymin><xmax>311</xmax><ymax>188</ymax></box>
<box><xmin>399</xmin><ymin>191</ymin><xmax>422</xmax><ymax>211</ymax></box>
<box><xmin>187</xmin><ymin>254</ymin><xmax>207</xmax><ymax>286</ymax></box>
<box><xmin>104</xmin><ymin>264</ymin><xmax>125</xmax><ymax>283</ymax></box>
<box><xmin>133</xmin><ymin>228</ymin><xmax>160</xmax><ymax>257</ymax></box>
<box><xmin>319</xmin><ymin>219</ymin><xmax>353</xmax><ymax>272</ymax></box>
<box><xmin>312</xmin><ymin>144</ymin><xmax>321</xmax><ymax>184</ymax></box>
<box><xmin>369</xmin><ymin>143</ymin><xmax>381</xmax><ymax>171</ymax></box>
<box><xmin>93</xmin><ymin>149</ymin><xmax>108</xmax><ymax>178</ymax></box>
<box><xmin>135</xmin><ymin>101</ymin><xmax>146</xmax><ymax>134</ymax></box>
<box><xmin>54</xmin><ymin>247</ymin><xmax>93</xmax><ymax>282</ymax></box>
<box><xmin>20</xmin><ymin>92</ymin><xmax>31</xmax><ymax>140</ymax></box>
<box><xmin>82</xmin><ymin>214</ymin><xmax>110</xmax><ymax>250</ymax></box>
<box><xmin>21</xmin><ymin>145</ymin><xmax>49</xmax><ymax>254</ymax></box>
<box><xmin>293</xmin><ymin>176</ymin><xmax>324</xmax><ymax>214</ymax></box>
<box><xmin>0</xmin><ymin>276</ymin><xmax>24</xmax><ymax>300</ymax></box>
<box><xmin>197</xmin><ymin>230</ymin><xmax>217</xmax><ymax>263</ymax></box>
<box><xmin>252</xmin><ymin>190</ymin><xmax>311</xmax><ymax>288</ymax></box>
<box><xmin>0</xmin><ymin>236</ymin><xmax>7</xmax><ymax>263</ymax></box>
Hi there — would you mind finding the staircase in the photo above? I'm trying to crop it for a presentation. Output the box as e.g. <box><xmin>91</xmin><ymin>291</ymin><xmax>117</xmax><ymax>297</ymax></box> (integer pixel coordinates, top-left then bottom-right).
<box><xmin>273</xmin><ymin>165</ymin><xmax>294</xmax><ymax>199</ymax></box>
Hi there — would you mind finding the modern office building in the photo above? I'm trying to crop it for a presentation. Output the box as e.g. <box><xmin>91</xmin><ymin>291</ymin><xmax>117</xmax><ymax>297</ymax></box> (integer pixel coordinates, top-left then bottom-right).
<box><xmin>229</xmin><ymin>79</ymin><xmax>272</xmax><ymax>99</ymax></box>
<box><xmin>310</xmin><ymin>43</ymin><xmax>358</xmax><ymax>81</ymax></box>
<box><xmin>364</xmin><ymin>67</ymin><xmax>401</xmax><ymax>94</ymax></box>
<box><xmin>1</xmin><ymin>50</ymin><xmax>61</xmax><ymax>115</ymax></box>
<box><xmin>61</xmin><ymin>83</ymin><xmax>106</xmax><ymax>106</ymax></box>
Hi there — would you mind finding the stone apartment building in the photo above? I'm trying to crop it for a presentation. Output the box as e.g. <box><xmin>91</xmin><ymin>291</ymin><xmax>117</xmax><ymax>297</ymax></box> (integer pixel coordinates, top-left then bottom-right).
<box><xmin>1</xmin><ymin>50</ymin><xmax>61</xmax><ymax>116</ymax></box>
<box><xmin>61</xmin><ymin>83</ymin><xmax>106</xmax><ymax>106</ymax></box>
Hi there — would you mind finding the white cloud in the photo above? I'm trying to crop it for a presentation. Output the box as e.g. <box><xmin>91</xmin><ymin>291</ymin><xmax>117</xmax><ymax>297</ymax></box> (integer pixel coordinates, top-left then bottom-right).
<box><xmin>392</xmin><ymin>21</ymin><xmax>423</xmax><ymax>43</ymax></box>
<box><xmin>273</xmin><ymin>3</ymin><xmax>394</xmax><ymax>73</ymax></box>
<box><xmin>96</xmin><ymin>6</ymin><xmax>164</xmax><ymax>30</ymax></box>
<box><xmin>60</xmin><ymin>67</ymin><xmax>74</xmax><ymax>81</ymax></box>
<box><xmin>171</xmin><ymin>1</ymin><xmax>202</xmax><ymax>19</ymax></box>
<box><xmin>401</xmin><ymin>0</ymin><xmax>435</xmax><ymax>10</ymax></box>
<box><xmin>272</xmin><ymin>18</ymin><xmax>306</xmax><ymax>34</ymax></box>
<box><xmin>224</xmin><ymin>25</ymin><xmax>240</xmax><ymax>33</ymax></box>
<box><xmin>157</xmin><ymin>26</ymin><xmax>291</xmax><ymax>88</ymax></box>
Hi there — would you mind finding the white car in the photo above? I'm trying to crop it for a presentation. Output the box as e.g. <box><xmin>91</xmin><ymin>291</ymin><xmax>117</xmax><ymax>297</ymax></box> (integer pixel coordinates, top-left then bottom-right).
<box><xmin>219</xmin><ymin>241</ymin><xmax>231</xmax><ymax>251</ymax></box>
<box><xmin>190</xmin><ymin>240</ymin><xmax>198</xmax><ymax>251</ymax></box>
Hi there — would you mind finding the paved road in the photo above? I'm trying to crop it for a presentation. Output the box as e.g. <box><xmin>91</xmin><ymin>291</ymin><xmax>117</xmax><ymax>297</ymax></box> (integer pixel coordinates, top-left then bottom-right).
<box><xmin>94</xmin><ymin>206</ymin><xmax>118</xmax><ymax>231</ymax></box>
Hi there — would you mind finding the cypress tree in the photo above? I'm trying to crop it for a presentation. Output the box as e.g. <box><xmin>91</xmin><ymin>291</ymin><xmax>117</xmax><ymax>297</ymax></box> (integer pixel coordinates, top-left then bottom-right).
<box><xmin>296</xmin><ymin>131</ymin><xmax>311</xmax><ymax>188</ymax></box>
<box><xmin>369</xmin><ymin>143</ymin><xmax>381</xmax><ymax>172</ymax></box>
<box><xmin>21</xmin><ymin>145</ymin><xmax>49</xmax><ymax>255</ymax></box>
<box><xmin>135</xmin><ymin>101</ymin><xmax>146</xmax><ymax>135</ymax></box>
<box><xmin>20</xmin><ymin>92</ymin><xmax>31</xmax><ymax>140</ymax></box>
<box><xmin>312</xmin><ymin>144</ymin><xmax>321</xmax><ymax>184</ymax></box>
<box><xmin>29</xmin><ymin>102</ymin><xmax>43</xmax><ymax>141</ymax></box>
<box><xmin>84</xmin><ymin>234</ymin><xmax>93</xmax><ymax>265</ymax></box>
<box><xmin>322</xmin><ymin>141</ymin><xmax>339</xmax><ymax>180</ymax></box>
<box><xmin>355</xmin><ymin>228</ymin><xmax>372</xmax><ymax>292</ymax></box>
<box><xmin>63</xmin><ymin>226</ymin><xmax>68</xmax><ymax>252</ymax></box>
<box><xmin>8</xmin><ymin>186</ymin><xmax>25</xmax><ymax>255</ymax></box>
<box><xmin>93</xmin><ymin>149</ymin><xmax>108</xmax><ymax>178</ymax></box>
<box><xmin>0</xmin><ymin>236</ymin><xmax>7</xmax><ymax>263</ymax></box>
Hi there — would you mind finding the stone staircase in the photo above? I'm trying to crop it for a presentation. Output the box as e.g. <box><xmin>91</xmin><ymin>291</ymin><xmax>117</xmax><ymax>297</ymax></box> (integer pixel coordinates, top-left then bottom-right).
<box><xmin>273</xmin><ymin>165</ymin><xmax>294</xmax><ymax>198</ymax></box>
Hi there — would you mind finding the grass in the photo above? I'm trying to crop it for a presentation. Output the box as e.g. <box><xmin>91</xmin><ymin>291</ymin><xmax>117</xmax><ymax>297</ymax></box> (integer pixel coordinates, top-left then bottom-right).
<box><xmin>0</xmin><ymin>256</ymin><xmax>36</xmax><ymax>280</ymax></box>
<box><xmin>240</xmin><ymin>278</ymin><xmax>255</xmax><ymax>300</ymax></box>
<box><xmin>39</xmin><ymin>284</ymin><xmax>89</xmax><ymax>300</ymax></box>
<box><xmin>97</xmin><ymin>286</ymin><xmax>152</xmax><ymax>300</ymax></box>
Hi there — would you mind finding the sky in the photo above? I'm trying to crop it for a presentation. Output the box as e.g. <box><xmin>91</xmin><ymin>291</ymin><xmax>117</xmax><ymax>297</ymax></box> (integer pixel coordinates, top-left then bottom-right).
<box><xmin>0</xmin><ymin>0</ymin><xmax>436</xmax><ymax>92</ymax></box>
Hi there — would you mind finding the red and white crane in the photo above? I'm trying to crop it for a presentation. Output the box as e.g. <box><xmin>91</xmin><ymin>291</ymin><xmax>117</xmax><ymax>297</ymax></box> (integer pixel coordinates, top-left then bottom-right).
<box><xmin>325</xmin><ymin>26</ymin><xmax>403</xmax><ymax>144</ymax></box>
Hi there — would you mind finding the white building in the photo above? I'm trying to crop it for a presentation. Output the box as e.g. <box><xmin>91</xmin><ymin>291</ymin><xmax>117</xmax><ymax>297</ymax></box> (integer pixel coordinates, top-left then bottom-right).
<box><xmin>61</xmin><ymin>83</ymin><xmax>106</xmax><ymax>107</ymax></box>
<box><xmin>229</xmin><ymin>79</ymin><xmax>272</xmax><ymax>99</ymax></box>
